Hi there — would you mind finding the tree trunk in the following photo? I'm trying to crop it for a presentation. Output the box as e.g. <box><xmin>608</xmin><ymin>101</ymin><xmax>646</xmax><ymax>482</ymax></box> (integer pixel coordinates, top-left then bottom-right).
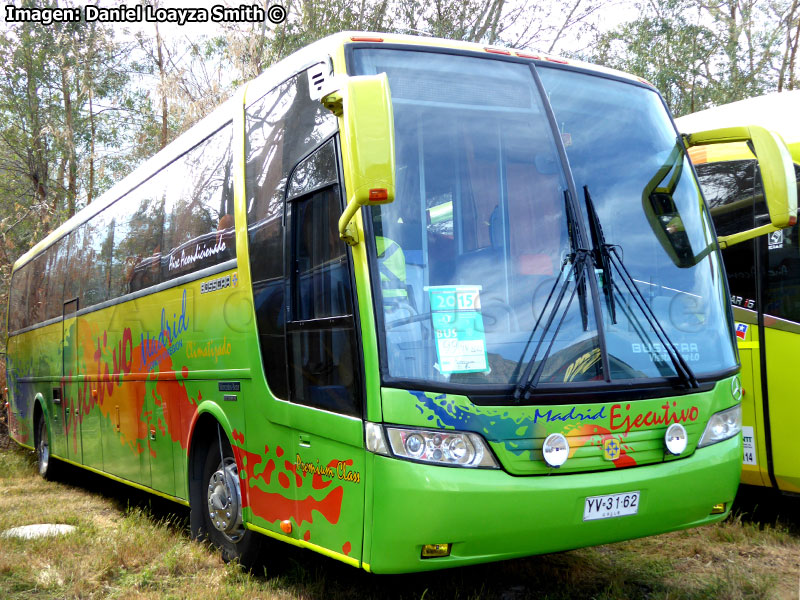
<box><xmin>61</xmin><ymin>64</ymin><xmax>76</xmax><ymax>216</ymax></box>
<box><xmin>155</xmin><ymin>22</ymin><xmax>168</xmax><ymax>150</ymax></box>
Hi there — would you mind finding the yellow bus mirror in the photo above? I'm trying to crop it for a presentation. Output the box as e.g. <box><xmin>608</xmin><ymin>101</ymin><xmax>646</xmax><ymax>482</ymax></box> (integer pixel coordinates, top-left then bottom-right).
<box><xmin>321</xmin><ymin>73</ymin><xmax>396</xmax><ymax>245</ymax></box>
<box><xmin>682</xmin><ymin>125</ymin><xmax>798</xmax><ymax>248</ymax></box>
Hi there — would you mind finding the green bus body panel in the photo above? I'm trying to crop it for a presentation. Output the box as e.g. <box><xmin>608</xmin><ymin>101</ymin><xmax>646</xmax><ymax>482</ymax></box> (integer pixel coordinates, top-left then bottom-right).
<box><xmin>365</xmin><ymin>435</ymin><xmax>741</xmax><ymax>574</ymax></box>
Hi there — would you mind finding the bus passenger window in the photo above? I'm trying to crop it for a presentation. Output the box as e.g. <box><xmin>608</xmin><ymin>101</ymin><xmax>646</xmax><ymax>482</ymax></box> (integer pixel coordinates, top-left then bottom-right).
<box><xmin>44</xmin><ymin>238</ymin><xmax>68</xmax><ymax>320</ymax></box>
<box><xmin>108</xmin><ymin>178</ymin><xmax>166</xmax><ymax>297</ymax></box>
<box><xmin>8</xmin><ymin>266</ymin><xmax>29</xmax><ymax>332</ymax></box>
<box><xmin>162</xmin><ymin>125</ymin><xmax>235</xmax><ymax>282</ymax></box>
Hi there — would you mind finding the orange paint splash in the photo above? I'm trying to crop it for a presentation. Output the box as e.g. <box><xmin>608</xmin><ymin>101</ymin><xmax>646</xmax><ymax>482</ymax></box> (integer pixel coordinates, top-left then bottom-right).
<box><xmin>247</xmin><ymin>484</ymin><xmax>344</xmax><ymax>527</ymax></box>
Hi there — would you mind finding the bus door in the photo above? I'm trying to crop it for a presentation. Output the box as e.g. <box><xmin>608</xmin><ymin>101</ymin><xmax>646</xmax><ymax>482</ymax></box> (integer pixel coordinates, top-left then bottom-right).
<box><xmin>284</xmin><ymin>167</ymin><xmax>366</xmax><ymax>564</ymax></box>
<box><xmin>62</xmin><ymin>297</ymin><xmax>82</xmax><ymax>465</ymax></box>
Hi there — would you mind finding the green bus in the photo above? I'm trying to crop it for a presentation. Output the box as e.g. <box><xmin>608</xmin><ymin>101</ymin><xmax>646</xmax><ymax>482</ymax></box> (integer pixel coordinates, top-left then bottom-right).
<box><xmin>6</xmin><ymin>33</ymin><xmax>795</xmax><ymax>573</ymax></box>
<box><xmin>677</xmin><ymin>92</ymin><xmax>800</xmax><ymax>495</ymax></box>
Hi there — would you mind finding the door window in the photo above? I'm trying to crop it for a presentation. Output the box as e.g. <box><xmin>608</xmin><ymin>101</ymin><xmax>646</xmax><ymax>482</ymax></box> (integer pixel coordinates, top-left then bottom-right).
<box><xmin>286</xmin><ymin>181</ymin><xmax>361</xmax><ymax>417</ymax></box>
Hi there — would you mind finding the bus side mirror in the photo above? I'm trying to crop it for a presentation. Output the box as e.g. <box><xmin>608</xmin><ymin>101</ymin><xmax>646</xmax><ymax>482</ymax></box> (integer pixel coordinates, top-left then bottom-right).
<box><xmin>683</xmin><ymin>125</ymin><xmax>798</xmax><ymax>248</ymax></box>
<box><xmin>321</xmin><ymin>73</ymin><xmax>396</xmax><ymax>246</ymax></box>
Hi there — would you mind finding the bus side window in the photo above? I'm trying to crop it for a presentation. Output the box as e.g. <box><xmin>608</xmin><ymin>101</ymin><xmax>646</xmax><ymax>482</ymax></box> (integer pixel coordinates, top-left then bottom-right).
<box><xmin>696</xmin><ymin>159</ymin><xmax>760</xmax><ymax>311</ymax></box>
<box><xmin>8</xmin><ymin>265</ymin><xmax>29</xmax><ymax>332</ymax></box>
<box><xmin>27</xmin><ymin>252</ymin><xmax>48</xmax><ymax>326</ymax></box>
<box><xmin>44</xmin><ymin>237</ymin><xmax>69</xmax><ymax>321</ymax></box>
<box><xmin>765</xmin><ymin>164</ymin><xmax>800</xmax><ymax>322</ymax></box>
<box><xmin>79</xmin><ymin>213</ymin><xmax>114</xmax><ymax>308</ymax></box>
<box><xmin>109</xmin><ymin>177</ymin><xmax>166</xmax><ymax>297</ymax></box>
<box><xmin>286</xmin><ymin>183</ymin><xmax>361</xmax><ymax>417</ymax></box>
<box><xmin>162</xmin><ymin>124</ymin><xmax>235</xmax><ymax>283</ymax></box>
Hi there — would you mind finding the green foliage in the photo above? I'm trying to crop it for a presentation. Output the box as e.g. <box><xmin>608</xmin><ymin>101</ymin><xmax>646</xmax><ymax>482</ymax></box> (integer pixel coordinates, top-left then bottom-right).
<box><xmin>589</xmin><ymin>0</ymin><xmax>799</xmax><ymax>116</ymax></box>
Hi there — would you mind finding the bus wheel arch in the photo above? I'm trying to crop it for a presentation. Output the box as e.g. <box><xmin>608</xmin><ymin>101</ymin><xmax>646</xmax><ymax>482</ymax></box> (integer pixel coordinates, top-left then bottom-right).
<box><xmin>187</xmin><ymin>412</ymin><xmax>264</xmax><ymax>568</ymax></box>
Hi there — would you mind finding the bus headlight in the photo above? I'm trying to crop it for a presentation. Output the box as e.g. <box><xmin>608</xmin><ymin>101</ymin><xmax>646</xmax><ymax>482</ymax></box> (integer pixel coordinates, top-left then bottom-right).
<box><xmin>385</xmin><ymin>427</ymin><xmax>499</xmax><ymax>468</ymax></box>
<box><xmin>697</xmin><ymin>404</ymin><xmax>742</xmax><ymax>448</ymax></box>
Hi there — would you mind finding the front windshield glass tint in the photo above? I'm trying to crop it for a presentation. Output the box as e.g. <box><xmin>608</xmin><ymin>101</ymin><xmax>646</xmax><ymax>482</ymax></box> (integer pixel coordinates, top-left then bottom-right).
<box><xmin>538</xmin><ymin>67</ymin><xmax>737</xmax><ymax>378</ymax></box>
<box><xmin>353</xmin><ymin>49</ymin><xmax>737</xmax><ymax>388</ymax></box>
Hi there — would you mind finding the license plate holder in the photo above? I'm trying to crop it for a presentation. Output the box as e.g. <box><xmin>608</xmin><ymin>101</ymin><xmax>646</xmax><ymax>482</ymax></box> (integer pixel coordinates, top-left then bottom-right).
<box><xmin>583</xmin><ymin>491</ymin><xmax>640</xmax><ymax>521</ymax></box>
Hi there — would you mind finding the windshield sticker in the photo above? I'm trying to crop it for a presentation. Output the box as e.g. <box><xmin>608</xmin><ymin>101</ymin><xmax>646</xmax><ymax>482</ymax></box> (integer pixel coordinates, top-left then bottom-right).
<box><xmin>426</xmin><ymin>285</ymin><xmax>489</xmax><ymax>374</ymax></box>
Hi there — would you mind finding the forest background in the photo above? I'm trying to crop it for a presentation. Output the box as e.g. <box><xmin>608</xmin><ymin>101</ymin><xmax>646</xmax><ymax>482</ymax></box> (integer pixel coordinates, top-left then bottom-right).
<box><xmin>0</xmin><ymin>0</ymin><xmax>798</xmax><ymax>369</ymax></box>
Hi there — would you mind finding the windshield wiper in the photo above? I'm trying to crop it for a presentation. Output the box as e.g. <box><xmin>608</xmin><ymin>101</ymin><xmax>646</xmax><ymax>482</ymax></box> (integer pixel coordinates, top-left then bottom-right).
<box><xmin>584</xmin><ymin>186</ymin><xmax>616</xmax><ymax>323</ymax></box>
<box><xmin>583</xmin><ymin>187</ymin><xmax>699</xmax><ymax>389</ymax></box>
<box><xmin>605</xmin><ymin>245</ymin><xmax>699</xmax><ymax>388</ymax></box>
<box><xmin>512</xmin><ymin>190</ymin><xmax>592</xmax><ymax>401</ymax></box>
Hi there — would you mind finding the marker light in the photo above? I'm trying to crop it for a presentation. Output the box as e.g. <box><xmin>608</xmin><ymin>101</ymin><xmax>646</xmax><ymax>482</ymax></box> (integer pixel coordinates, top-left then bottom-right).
<box><xmin>710</xmin><ymin>503</ymin><xmax>727</xmax><ymax>515</ymax></box>
<box><xmin>365</xmin><ymin>422</ymin><xmax>389</xmax><ymax>456</ymax></box>
<box><xmin>664</xmin><ymin>423</ymin><xmax>688</xmax><ymax>455</ymax></box>
<box><xmin>697</xmin><ymin>404</ymin><xmax>742</xmax><ymax>448</ymax></box>
<box><xmin>369</xmin><ymin>188</ymin><xmax>389</xmax><ymax>202</ymax></box>
<box><xmin>542</xmin><ymin>433</ymin><xmax>570</xmax><ymax>468</ymax></box>
<box><xmin>385</xmin><ymin>427</ymin><xmax>498</xmax><ymax>468</ymax></box>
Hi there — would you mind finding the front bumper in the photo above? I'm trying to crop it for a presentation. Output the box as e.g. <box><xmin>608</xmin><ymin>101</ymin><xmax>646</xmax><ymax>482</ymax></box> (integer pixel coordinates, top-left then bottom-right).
<box><xmin>366</xmin><ymin>435</ymin><xmax>741</xmax><ymax>573</ymax></box>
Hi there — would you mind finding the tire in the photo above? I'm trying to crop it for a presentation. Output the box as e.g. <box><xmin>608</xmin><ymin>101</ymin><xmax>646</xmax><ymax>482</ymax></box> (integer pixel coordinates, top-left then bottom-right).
<box><xmin>196</xmin><ymin>431</ymin><xmax>265</xmax><ymax>569</ymax></box>
<box><xmin>35</xmin><ymin>414</ymin><xmax>59</xmax><ymax>481</ymax></box>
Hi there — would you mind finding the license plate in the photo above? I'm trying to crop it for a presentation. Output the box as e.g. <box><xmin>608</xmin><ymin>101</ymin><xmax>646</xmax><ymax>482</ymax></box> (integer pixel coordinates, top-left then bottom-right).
<box><xmin>583</xmin><ymin>491</ymin><xmax>640</xmax><ymax>521</ymax></box>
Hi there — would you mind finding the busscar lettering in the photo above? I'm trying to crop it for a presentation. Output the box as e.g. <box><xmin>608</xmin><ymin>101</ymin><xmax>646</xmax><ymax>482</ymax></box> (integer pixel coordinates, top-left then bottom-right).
<box><xmin>610</xmin><ymin>402</ymin><xmax>700</xmax><ymax>434</ymax></box>
<box><xmin>200</xmin><ymin>275</ymin><xmax>231</xmax><ymax>294</ymax></box>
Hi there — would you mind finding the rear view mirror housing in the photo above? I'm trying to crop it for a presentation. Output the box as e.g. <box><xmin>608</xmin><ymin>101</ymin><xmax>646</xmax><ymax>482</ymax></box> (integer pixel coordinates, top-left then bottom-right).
<box><xmin>321</xmin><ymin>73</ymin><xmax>396</xmax><ymax>245</ymax></box>
<box><xmin>682</xmin><ymin>125</ymin><xmax>798</xmax><ymax>248</ymax></box>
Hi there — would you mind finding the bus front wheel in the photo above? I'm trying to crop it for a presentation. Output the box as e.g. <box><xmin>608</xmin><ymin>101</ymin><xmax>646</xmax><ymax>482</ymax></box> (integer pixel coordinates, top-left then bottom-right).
<box><xmin>197</xmin><ymin>433</ymin><xmax>264</xmax><ymax>568</ymax></box>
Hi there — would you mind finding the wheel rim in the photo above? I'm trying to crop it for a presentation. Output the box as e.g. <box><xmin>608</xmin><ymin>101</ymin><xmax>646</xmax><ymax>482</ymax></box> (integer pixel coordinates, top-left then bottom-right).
<box><xmin>37</xmin><ymin>420</ymin><xmax>49</xmax><ymax>476</ymax></box>
<box><xmin>206</xmin><ymin>456</ymin><xmax>244</xmax><ymax>542</ymax></box>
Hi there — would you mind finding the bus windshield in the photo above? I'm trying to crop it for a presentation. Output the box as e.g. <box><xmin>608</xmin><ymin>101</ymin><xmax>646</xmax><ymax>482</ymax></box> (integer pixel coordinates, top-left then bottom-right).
<box><xmin>352</xmin><ymin>48</ymin><xmax>737</xmax><ymax>391</ymax></box>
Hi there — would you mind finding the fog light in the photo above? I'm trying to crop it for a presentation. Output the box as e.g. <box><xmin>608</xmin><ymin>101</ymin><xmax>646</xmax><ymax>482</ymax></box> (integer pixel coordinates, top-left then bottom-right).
<box><xmin>664</xmin><ymin>423</ymin><xmax>688</xmax><ymax>455</ymax></box>
<box><xmin>710</xmin><ymin>503</ymin><xmax>726</xmax><ymax>515</ymax></box>
<box><xmin>421</xmin><ymin>543</ymin><xmax>451</xmax><ymax>558</ymax></box>
<box><xmin>542</xmin><ymin>433</ymin><xmax>570</xmax><ymax>468</ymax></box>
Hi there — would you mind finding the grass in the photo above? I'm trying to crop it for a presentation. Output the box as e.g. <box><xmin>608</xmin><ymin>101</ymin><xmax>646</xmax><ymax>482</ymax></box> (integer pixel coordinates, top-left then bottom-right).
<box><xmin>0</xmin><ymin>442</ymin><xmax>798</xmax><ymax>599</ymax></box>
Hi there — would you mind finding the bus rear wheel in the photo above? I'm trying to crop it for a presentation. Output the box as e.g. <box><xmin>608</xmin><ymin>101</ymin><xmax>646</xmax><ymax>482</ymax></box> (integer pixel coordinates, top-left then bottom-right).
<box><xmin>197</xmin><ymin>433</ymin><xmax>264</xmax><ymax>568</ymax></box>
<box><xmin>35</xmin><ymin>415</ymin><xmax>59</xmax><ymax>481</ymax></box>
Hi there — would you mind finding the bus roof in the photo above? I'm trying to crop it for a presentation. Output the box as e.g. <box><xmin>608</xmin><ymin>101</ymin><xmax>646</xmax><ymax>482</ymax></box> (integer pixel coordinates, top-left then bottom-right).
<box><xmin>14</xmin><ymin>31</ymin><xmax>654</xmax><ymax>272</ymax></box>
<box><xmin>675</xmin><ymin>91</ymin><xmax>800</xmax><ymax>164</ymax></box>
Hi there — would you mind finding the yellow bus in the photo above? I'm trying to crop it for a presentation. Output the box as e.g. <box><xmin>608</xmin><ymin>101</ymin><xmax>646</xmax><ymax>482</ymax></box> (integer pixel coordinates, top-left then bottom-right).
<box><xmin>677</xmin><ymin>91</ymin><xmax>800</xmax><ymax>494</ymax></box>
